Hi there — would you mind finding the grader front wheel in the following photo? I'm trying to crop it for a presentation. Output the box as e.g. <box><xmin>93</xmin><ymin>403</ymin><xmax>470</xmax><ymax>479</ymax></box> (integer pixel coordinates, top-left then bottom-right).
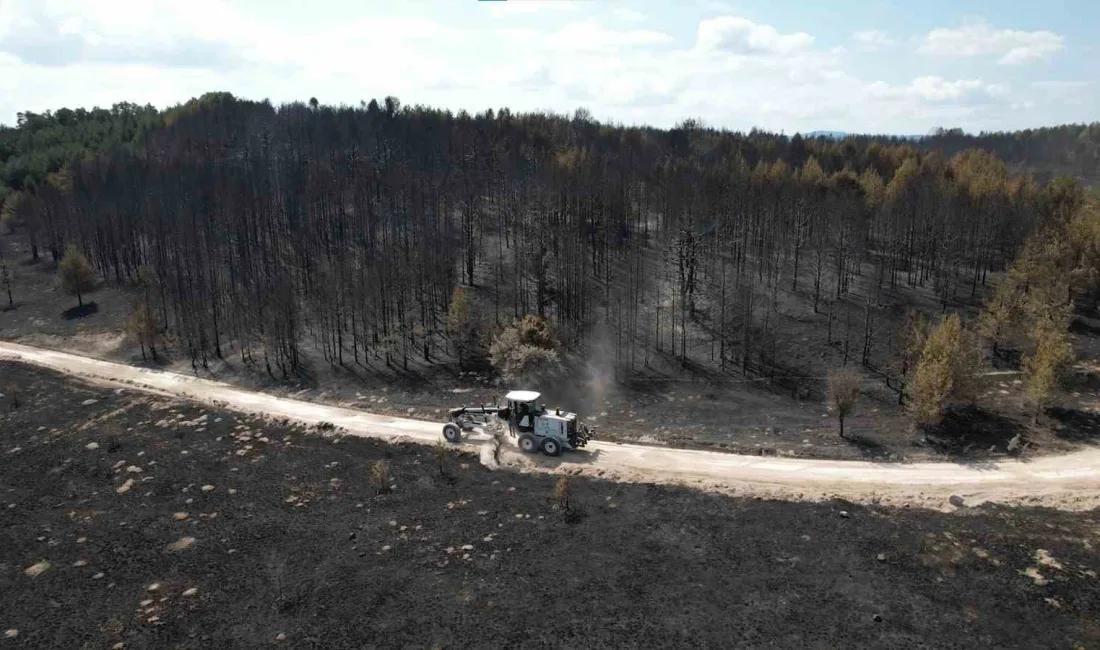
<box><xmin>442</xmin><ymin>423</ymin><xmax>462</xmax><ymax>444</ymax></box>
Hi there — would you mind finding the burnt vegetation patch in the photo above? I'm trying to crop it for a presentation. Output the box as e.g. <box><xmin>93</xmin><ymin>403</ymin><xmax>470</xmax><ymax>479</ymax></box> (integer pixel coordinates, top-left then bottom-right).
<box><xmin>929</xmin><ymin>405</ymin><xmax>1028</xmax><ymax>455</ymax></box>
<box><xmin>60</xmin><ymin>301</ymin><xmax>98</xmax><ymax>320</ymax></box>
<box><xmin>1047</xmin><ymin>406</ymin><xmax>1100</xmax><ymax>443</ymax></box>
<box><xmin>1</xmin><ymin>362</ymin><xmax>1099</xmax><ymax>648</ymax></box>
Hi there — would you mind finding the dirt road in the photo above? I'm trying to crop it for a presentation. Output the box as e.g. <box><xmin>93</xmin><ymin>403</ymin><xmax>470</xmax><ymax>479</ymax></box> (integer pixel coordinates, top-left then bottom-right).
<box><xmin>3</xmin><ymin>340</ymin><xmax>1099</xmax><ymax>511</ymax></box>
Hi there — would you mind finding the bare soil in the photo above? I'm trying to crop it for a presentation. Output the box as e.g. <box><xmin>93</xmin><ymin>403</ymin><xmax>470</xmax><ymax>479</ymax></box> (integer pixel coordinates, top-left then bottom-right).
<box><xmin>1</xmin><ymin>363</ymin><xmax>1099</xmax><ymax>649</ymax></box>
<box><xmin>4</xmin><ymin>231</ymin><xmax>1100</xmax><ymax>464</ymax></box>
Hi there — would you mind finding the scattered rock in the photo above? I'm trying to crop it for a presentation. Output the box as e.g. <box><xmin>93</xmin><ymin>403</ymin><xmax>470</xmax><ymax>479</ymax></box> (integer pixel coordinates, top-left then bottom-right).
<box><xmin>228</xmin><ymin>489</ymin><xmax>237</xmax><ymax>495</ymax></box>
<box><xmin>1035</xmin><ymin>549</ymin><xmax>1063</xmax><ymax>569</ymax></box>
<box><xmin>1021</xmin><ymin>567</ymin><xmax>1048</xmax><ymax>585</ymax></box>
<box><xmin>839</xmin><ymin>511</ymin><xmax>850</xmax><ymax>518</ymax></box>
<box><xmin>73</xmin><ymin>559</ymin><xmax>88</xmax><ymax>567</ymax></box>
<box><xmin>172</xmin><ymin>512</ymin><xmax>189</xmax><ymax>521</ymax></box>
<box><xmin>81</xmin><ymin>399</ymin><xmax>99</xmax><ymax>406</ymax></box>
<box><xmin>381</xmin><ymin>545</ymin><xmax>391</xmax><ymax>552</ymax></box>
<box><xmin>116</xmin><ymin>479</ymin><xmax>135</xmax><ymax>495</ymax></box>
<box><xmin>24</xmin><ymin>560</ymin><xmax>50</xmax><ymax>578</ymax></box>
<box><xmin>126</xmin><ymin>465</ymin><xmax>143</xmax><ymax>474</ymax></box>
<box><xmin>85</xmin><ymin>442</ymin><xmax>100</xmax><ymax>451</ymax></box>
<box><xmin>146</xmin><ymin>583</ymin><xmax>161</xmax><ymax>592</ymax></box>
<box><xmin>200</xmin><ymin>485</ymin><xmax>215</xmax><ymax>493</ymax></box>
<box><xmin>4</xmin><ymin>629</ymin><xmax>18</xmax><ymax>639</ymax></box>
<box><xmin>873</xmin><ymin>614</ymin><xmax>883</xmax><ymax>623</ymax></box>
<box><xmin>182</xmin><ymin>587</ymin><xmax>198</xmax><ymax>597</ymax></box>
<box><xmin>876</xmin><ymin>553</ymin><xmax>886</xmax><ymax>562</ymax></box>
<box><xmin>275</xmin><ymin>633</ymin><xmax>286</xmax><ymax>642</ymax></box>
<box><xmin>92</xmin><ymin>572</ymin><xmax>105</xmax><ymax>580</ymax></box>
<box><xmin>949</xmin><ymin>495</ymin><xmax>965</xmax><ymax>508</ymax></box>
<box><xmin>461</xmin><ymin>544</ymin><xmax>474</xmax><ymax>551</ymax></box>
<box><xmin>76</xmin><ymin>537</ymin><xmax>86</xmax><ymax>544</ymax></box>
<box><xmin>166</xmin><ymin>537</ymin><xmax>196</xmax><ymax>552</ymax></box>
<box><xmin>140</xmin><ymin>599</ymin><xmax>153</xmax><ymax>607</ymax></box>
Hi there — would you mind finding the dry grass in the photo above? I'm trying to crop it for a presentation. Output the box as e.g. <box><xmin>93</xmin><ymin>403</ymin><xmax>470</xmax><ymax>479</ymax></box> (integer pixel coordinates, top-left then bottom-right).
<box><xmin>435</xmin><ymin>441</ymin><xmax>450</xmax><ymax>478</ymax></box>
<box><xmin>5</xmin><ymin>383</ymin><xmax>21</xmax><ymax>410</ymax></box>
<box><xmin>552</xmin><ymin>476</ymin><xmax>571</xmax><ymax>511</ymax></box>
<box><xmin>491</xmin><ymin>427</ymin><xmax>505</xmax><ymax>464</ymax></box>
<box><xmin>369</xmin><ymin>460</ymin><xmax>392</xmax><ymax>494</ymax></box>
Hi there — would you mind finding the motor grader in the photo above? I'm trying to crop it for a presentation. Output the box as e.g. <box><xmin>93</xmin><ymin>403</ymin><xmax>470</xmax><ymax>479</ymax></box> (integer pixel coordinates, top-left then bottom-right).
<box><xmin>441</xmin><ymin>390</ymin><xmax>594</xmax><ymax>456</ymax></box>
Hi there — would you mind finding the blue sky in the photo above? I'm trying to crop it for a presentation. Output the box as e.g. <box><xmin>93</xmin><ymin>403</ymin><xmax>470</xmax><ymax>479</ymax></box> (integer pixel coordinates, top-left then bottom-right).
<box><xmin>0</xmin><ymin>0</ymin><xmax>1096</xmax><ymax>134</ymax></box>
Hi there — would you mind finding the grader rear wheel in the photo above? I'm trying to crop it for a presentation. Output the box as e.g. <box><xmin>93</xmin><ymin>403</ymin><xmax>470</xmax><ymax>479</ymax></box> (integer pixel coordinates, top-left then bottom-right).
<box><xmin>518</xmin><ymin>434</ymin><xmax>538</xmax><ymax>453</ymax></box>
<box><xmin>541</xmin><ymin>438</ymin><xmax>561</xmax><ymax>457</ymax></box>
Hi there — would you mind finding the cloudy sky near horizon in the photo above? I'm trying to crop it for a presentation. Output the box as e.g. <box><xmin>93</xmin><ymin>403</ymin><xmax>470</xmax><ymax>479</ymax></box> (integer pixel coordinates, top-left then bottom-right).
<box><xmin>0</xmin><ymin>0</ymin><xmax>1096</xmax><ymax>134</ymax></box>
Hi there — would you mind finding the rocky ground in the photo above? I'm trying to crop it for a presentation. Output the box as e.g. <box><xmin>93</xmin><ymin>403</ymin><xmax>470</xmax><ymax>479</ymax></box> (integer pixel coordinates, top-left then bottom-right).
<box><xmin>1</xmin><ymin>361</ymin><xmax>1099</xmax><ymax>649</ymax></box>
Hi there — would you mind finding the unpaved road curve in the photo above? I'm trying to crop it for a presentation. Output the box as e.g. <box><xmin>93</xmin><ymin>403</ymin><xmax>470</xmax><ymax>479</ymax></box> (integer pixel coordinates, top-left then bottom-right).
<box><xmin>3</xmin><ymin>340</ymin><xmax>1099</xmax><ymax>511</ymax></box>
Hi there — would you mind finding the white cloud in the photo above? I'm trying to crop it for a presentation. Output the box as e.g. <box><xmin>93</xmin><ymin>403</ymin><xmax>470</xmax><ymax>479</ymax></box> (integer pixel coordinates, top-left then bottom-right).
<box><xmin>1030</xmin><ymin>81</ymin><xmax>1093</xmax><ymax>106</ymax></box>
<box><xmin>551</xmin><ymin>21</ymin><xmax>671</xmax><ymax>50</ymax></box>
<box><xmin>486</xmin><ymin>1</ymin><xmax>577</xmax><ymax>18</ymax></box>
<box><xmin>852</xmin><ymin>30</ymin><xmax>895</xmax><ymax>49</ymax></box>
<box><xmin>610</xmin><ymin>7</ymin><xmax>646</xmax><ymax>23</ymax></box>
<box><xmin>703</xmin><ymin>1</ymin><xmax>736</xmax><ymax>12</ymax></box>
<box><xmin>867</xmin><ymin>76</ymin><xmax>1008</xmax><ymax>104</ymax></box>
<box><xmin>0</xmin><ymin>0</ymin><xmax>246</xmax><ymax>68</ymax></box>
<box><xmin>0</xmin><ymin>1</ymin><xmax>1087</xmax><ymax>135</ymax></box>
<box><xmin>919</xmin><ymin>22</ymin><xmax>1064</xmax><ymax>64</ymax></box>
<box><xmin>1031</xmin><ymin>80</ymin><xmax>1090</xmax><ymax>90</ymax></box>
<box><xmin>694</xmin><ymin>16</ymin><xmax>814</xmax><ymax>55</ymax></box>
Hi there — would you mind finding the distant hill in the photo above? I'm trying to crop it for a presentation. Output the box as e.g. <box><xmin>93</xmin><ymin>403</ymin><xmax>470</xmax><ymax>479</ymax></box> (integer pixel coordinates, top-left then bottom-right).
<box><xmin>804</xmin><ymin>130</ymin><xmax>925</xmax><ymax>141</ymax></box>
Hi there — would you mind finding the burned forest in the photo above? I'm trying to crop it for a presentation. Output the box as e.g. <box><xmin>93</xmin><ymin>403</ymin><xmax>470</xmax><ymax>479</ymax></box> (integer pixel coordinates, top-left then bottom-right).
<box><xmin>0</xmin><ymin>93</ymin><xmax>1087</xmax><ymax>397</ymax></box>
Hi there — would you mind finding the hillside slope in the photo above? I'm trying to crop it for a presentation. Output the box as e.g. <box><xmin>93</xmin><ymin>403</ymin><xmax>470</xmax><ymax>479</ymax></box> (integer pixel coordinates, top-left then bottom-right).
<box><xmin>2</xmin><ymin>363</ymin><xmax>1099</xmax><ymax>649</ymax></box>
